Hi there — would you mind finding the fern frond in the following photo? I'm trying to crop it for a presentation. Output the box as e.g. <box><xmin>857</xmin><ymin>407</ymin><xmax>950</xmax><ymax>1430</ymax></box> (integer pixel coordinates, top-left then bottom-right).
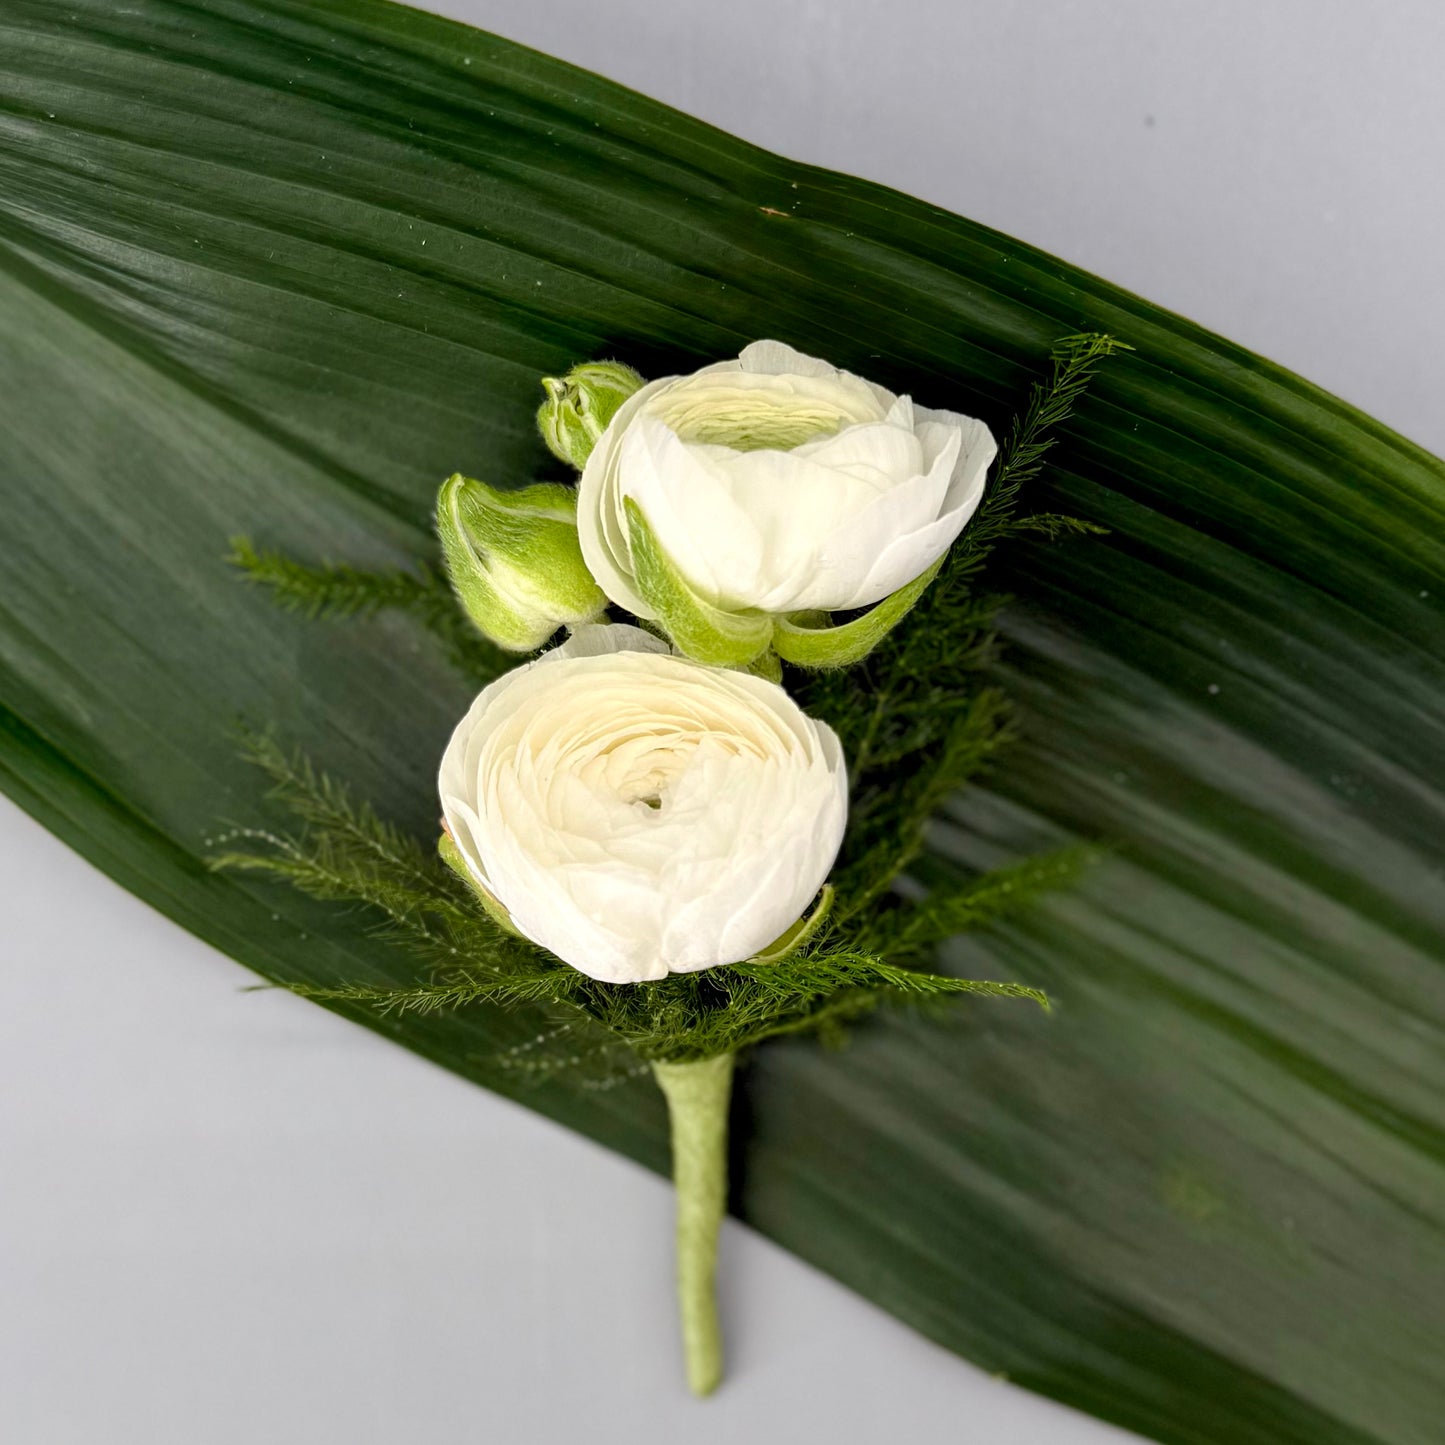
<box><xmin>229</xmin><ymin>537</ymin><xmax>506</xmax><ymax>683</ymax></box>
<box><xmin>799</xmin><ymin>332</ymin><xmax>1123</xmax><ymax>926</ymax></box>
<box><xmin>239</xmin><ymin>732</ymin><xmax>442</xmax><ymax>890</ymax></box>
<box><xmin>832</xmin><ymin>687</ymin><xmax>1015</xmax><ymax>917</ymax></box>
<box><xmin>1001</xmin><ymin>514</ymin><xmax>1110</xmax><ymax>541</ymax></box>
<box><xmin>962</xmin><ymin>331</ymin><xmax>1131</xmax><ymax>554</ymax></box>
<box><xmin>228</xmin><ymin>537</ymin><xmax>435</xmax><ymax>620</ymax></box>
<box><xmin>868</xmin><ymin>846</ymin><xmax>1099</xmax><ymax>956</ymax></box>
<box><xmin>733</xmin><ymin>952</ymin><xmax>1048</xmax><ymax>1006</ymax></box>
<box><xmin>211</xmin><ymin>838</ymin><xmax>447</xmax><ymax>940</ymax></box>
<box><xmin>213</xmin><ymin>739</ymin><xmax>1057</xmax><ymax>1067</ymax></box>
<box><xmin>277</xmin><ymin>970</ymin><xmax>574</xmax><ymax>1016</ymax></box>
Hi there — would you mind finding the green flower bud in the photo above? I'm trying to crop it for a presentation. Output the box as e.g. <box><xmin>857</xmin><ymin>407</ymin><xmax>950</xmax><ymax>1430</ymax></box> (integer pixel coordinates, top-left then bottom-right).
<box><xmin>536</xmin><ymin>360</ymin><xmax>644</xmax><ymax>470</ymax></box>
<box><xmin>436</xmin><ymin>473</ymin><xmax>605</xmax><ymax>652</ymax></box>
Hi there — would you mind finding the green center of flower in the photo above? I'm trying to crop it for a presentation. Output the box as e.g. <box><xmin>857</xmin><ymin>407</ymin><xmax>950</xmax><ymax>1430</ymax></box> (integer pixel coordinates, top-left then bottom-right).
<box><xmin>656</xmin><ymin>395</ymin><xmax>850</xmax><ymax>452</ymax></box>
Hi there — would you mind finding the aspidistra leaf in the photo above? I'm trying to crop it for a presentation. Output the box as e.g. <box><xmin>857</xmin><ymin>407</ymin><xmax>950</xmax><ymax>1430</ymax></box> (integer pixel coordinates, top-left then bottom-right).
<box><xmin>0</xmin><ymin>5</ymin><xmax>1442</xmax><ymax>1445</ymax></box>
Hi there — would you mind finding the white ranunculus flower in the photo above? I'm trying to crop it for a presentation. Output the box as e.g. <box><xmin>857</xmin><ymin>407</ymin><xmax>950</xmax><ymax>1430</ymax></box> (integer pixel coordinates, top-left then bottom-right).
<box><xmin>576</xmin><ymin>340</ymin><xmax>997</xmax><ymax>663</ymax></box>
<box><xmin>438</xmin><ymin>624</ymin><xmax>848</xmax><ymax>985</ymax></box>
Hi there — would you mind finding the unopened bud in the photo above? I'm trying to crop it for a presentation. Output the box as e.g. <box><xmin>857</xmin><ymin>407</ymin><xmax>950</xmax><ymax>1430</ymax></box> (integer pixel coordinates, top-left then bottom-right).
<box><xmin>537</xmin><ymin>360</ymin><xmax>643</xmax><ymax>469</ymax></box>
<box><xmin>436</xmin><ymin>473</ymin><xmax>605</xmax><ymax>652</ymax></box>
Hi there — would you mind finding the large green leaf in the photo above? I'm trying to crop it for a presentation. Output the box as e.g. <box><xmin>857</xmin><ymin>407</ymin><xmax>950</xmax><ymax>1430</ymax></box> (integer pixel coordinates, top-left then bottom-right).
<box><xmin>2</xmin><ymin>3</ymin><xmax>1441</xmax><ymax>1442</ymax></box>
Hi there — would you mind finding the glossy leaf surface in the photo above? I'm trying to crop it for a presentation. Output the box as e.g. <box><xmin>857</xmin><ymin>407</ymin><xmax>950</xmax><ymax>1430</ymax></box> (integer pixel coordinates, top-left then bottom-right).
<box><xmin>1</xmin><ymin>5</ymin><xmax>1441</xmax><ymax>1442</ymax></box>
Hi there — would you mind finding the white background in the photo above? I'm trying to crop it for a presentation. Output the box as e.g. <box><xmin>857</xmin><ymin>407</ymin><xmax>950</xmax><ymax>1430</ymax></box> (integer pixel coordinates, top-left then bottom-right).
<box><xmin>4</xmin><ymin>3</ymin><xmax>1443</xmax><ymax>1442</ymax></box>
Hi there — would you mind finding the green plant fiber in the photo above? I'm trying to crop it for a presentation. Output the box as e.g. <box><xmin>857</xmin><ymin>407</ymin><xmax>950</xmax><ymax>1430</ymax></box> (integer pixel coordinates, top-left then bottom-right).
<box><xmin>653</xmin><ymin>1054</ymin><xmax>736</xmax><ymax>1397</ymax></box>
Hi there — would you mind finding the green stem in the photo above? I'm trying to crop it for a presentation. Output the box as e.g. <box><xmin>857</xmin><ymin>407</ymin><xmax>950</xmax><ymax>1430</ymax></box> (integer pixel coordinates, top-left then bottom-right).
<box><xmin>651</xmin><ymin>1052</ymin><xmax>736</xmax><ymax>1397</ymax></box>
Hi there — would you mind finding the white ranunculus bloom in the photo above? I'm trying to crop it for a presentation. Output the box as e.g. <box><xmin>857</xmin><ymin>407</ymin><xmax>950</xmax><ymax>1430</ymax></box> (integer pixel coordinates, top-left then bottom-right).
<box><xmin>438</xmin><ymin>624</ymin><xmax>848</xmax><ymax>984</ymax></box>
<box><xmin>577</xmin><ymin>340</ymin><xmax>997</xmax><ymax>627</ymax></box>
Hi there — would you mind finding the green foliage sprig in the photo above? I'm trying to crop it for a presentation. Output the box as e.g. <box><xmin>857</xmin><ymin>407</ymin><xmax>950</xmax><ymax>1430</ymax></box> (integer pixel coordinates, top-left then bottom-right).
<box><xmin>228</xmin><ymin>538</ymin><xmax>506</xmax><ymax>684</ymax></box>
<box><xmin>798</xmin><ymin>333</ymin><xmax>1129</xmax><ymax>919</ymax></box>
<box><xmin>219</xmin><ymin>333</ymin><xmax>1124</xmax><ymax>1077</ymax></box>
<box><xmin>215</xmin><ymin>734</ymin><xmax>1048</xmax><ymax>1067</ymax></box>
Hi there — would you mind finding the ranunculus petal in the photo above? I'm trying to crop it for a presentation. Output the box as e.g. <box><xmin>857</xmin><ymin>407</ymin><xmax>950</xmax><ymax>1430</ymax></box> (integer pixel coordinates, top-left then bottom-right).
<box><xmin>785</xmin><ymin>447</ymin><xmax>956</xmax><ymax>612</ymax></box>
<box><xmin>625</xmin><ymin>414</ymin><xmax>765</xmax><ymax>601</ymax></box>
<box><xmin>914</xmin><ymin>406</ymin><xmax>999</xmax><ymax>513</ymax></box>
<box><xmin>737</xmin><ymin>339</ymin><xmax>838</xmax><ymax>378</ymax></box>
<box><xmin>549</xmin><ymin>621</ymin><xmax>670</xmax><ymax>661</ymax></box>
<box><xmin>437</xmin><ymin>642</ymin><xmax>847</xmax><ymax>984</ymax></box>
<box><xmin>708</xmin><ymin>447</ymin><xmax>887</xmax><ymax>609</ymax></box>
<box><xmin>847</xmin><ymin>510</ymin><xmax>967</xmax><ymax>610</ymax></box>
<box><xmin>792</xmin><ymin>418</ymin><xmax>924</xmax><ymax>488</ymax></box>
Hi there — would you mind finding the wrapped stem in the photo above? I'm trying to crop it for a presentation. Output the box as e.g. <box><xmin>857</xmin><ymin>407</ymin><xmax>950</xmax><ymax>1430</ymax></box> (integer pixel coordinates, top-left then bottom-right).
<box><xmin>651</xmin><ymin>1052</ymin><xmax>736</xmax><ymax>1397</ymax></box>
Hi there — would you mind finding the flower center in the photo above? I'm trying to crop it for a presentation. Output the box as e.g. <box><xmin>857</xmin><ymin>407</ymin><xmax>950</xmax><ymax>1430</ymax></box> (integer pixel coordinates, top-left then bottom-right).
<box><xmin>584</xmin><ymin>726</ymin><xmax>750</xmax><ymax>815</ymax></box>
<box><xmin>603</xmin><ymin>739</ymin><xmax>691</xmax><ymax>812</ymax></box>
<box><xmin>655</xmin><ymin>393</ymin><xmax>850</xmax><ymax>452</ymax></box>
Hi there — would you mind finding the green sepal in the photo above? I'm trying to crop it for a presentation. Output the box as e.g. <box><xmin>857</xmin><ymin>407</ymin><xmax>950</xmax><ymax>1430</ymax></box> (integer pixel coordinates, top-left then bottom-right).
<box><xmin>436</xmin><ymin>473</ymin><xmax>605</xmax><ymax>652</ymax></box>
<box><xmin>537</xmin><ymin>360</ymin><xmax>644</xmax><ymax>469</ymax></box>
<box><xmin>772</xmin><ymin>556</ymin><xmax>945</xmax><ymax>669</ymax></box>
<box><xmin>438</xmin><ymin>830</ymin><xmax>524</xmax><ymax>938</ymax></box>
<box><xmin>744</xmin><ymin>648</ymin><xmax>783</xmax><ymax>684</ymax></box>
<box><xmin>624</xmin><ymin>498</ymin><xmax>773</xmax><ymax>668</ymax></box>
<box><xmin>747</xmin><ymin>885</ymin><xmax>835</xmax><ymax>964</ymax></box>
